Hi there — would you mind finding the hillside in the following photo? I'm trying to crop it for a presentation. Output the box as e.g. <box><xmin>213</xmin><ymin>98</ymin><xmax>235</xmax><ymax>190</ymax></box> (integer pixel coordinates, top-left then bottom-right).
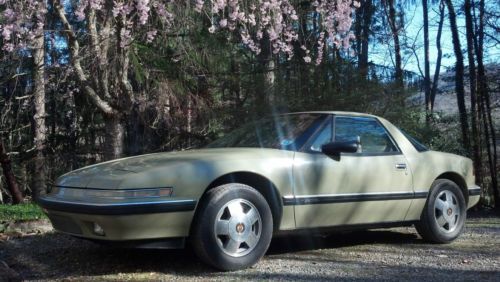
<box><xmin>409</xmin><ymin>64</ymin><xmax>500</xmax><ymax>143</ymax></box>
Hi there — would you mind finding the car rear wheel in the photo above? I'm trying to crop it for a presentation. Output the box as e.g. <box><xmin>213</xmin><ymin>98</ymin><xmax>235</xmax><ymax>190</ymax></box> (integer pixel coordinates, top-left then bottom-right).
<box><xmin>415</xmin><ymin>179</ymin><xmax>466</xmax><ymax>243</ymax></box>
<box><xmin>191</xmin><ymin>183</ymin><xmax>273</xmax><ymax>270</ymax></box>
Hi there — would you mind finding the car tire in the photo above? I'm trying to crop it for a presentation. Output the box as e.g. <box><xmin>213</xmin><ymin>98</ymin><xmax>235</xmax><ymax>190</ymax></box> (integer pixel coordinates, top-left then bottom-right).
<box><xmin>191</xmin><ymin>183</ymin><xmax>273</xmax><ymax>271</ymax></box>
<box><xmin>415</xmin><ymin>179</ymin><xmax>466</xmax><ymax>243</ymax></box>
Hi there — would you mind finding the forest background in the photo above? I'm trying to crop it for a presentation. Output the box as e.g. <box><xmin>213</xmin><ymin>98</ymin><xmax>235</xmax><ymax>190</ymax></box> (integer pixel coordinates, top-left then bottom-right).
<box><xmin>0</xmin><ymin>0</ymin><xmax>498</xmax><ymax>211</ymax></box>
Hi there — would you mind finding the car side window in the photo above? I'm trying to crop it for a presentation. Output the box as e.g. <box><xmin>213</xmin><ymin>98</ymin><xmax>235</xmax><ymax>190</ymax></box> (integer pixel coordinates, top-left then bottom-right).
<box><xmin>308</xmin><ymin>119</ymin><xmax>333</xmax><ymax>152</ymax></box>
<box><xmin>334</xmin><ymin>116</ymin><xmax>398</xmax><ymax>154</ymax></box>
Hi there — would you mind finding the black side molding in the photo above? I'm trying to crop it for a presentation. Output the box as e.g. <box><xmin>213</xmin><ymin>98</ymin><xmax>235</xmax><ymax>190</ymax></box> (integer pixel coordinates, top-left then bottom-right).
<box><xmin>38</xmin><ymin>197</ymin><xmax>197</xmax><ymax>215</ymax></box>
<box><xmin>283</xmin><ymin>191</ymin><xmax>428</xmax><ymax>206</ymax></box>
<box><xmin>468</xmin><ymin>187</ymin><xmax>481</xmax><ymax>196</ymax></box>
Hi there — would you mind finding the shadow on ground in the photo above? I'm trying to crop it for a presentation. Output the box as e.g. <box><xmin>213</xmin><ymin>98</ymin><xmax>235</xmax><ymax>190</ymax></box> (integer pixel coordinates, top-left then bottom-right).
<box><xmin>1</xmin><ymin>229</ymin><xmax>416</xmax><ymax>280</ymax></box>
<box><xmin>268</xmin><ymin>229</ymin><xmax>421</xmax><ymax>255</ymax></box>
<box><xmin>1</xmin><ymin>222</ymin><xmax>498</xmax><ymax>281</ymax></box>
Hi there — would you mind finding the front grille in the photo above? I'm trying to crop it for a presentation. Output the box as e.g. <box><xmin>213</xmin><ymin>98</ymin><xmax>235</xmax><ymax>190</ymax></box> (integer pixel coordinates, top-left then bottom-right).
<box><xmin>48</xmin><ymin>214</ymin><xmax>83</xmax><ymax>235</ymax></box>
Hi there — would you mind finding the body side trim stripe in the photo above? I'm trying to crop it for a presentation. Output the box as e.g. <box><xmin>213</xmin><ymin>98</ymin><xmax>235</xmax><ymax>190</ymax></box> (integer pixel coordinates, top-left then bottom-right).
<box><xmin>282</xmin><ymin>191</ymin><xmax>428</xmax><ymax>206</ymax></box>
<box><xmin>468</xmin><ymin>187</ymin><xmax>481</xmax><ymax>196</ymax></box>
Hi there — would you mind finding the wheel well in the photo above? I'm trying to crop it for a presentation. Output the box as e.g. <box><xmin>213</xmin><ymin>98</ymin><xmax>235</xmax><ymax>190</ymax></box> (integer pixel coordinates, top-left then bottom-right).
<box><xmin>436</xmin><ymin>172</ymin><xmax>469</xmax><ymax>204</ymax></box>
<box><xmin>201</xmin><ymin>172</ymin><xmax>283</xmax><ymax>230</ymax></box>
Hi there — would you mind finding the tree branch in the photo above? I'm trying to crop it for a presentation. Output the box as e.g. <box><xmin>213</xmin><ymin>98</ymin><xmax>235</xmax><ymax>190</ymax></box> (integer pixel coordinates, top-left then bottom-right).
<box><xmin>51</xmin><ymin>0</ymin><xmax>117</xmax><ymax>116</ymax></box>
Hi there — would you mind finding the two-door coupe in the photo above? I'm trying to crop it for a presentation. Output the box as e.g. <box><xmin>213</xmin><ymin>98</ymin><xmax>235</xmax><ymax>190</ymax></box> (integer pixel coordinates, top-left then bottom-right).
<box><xmin>38</xmin><ymin>112</ymin><xmax>480</xmax><ymax>270</ymax></box>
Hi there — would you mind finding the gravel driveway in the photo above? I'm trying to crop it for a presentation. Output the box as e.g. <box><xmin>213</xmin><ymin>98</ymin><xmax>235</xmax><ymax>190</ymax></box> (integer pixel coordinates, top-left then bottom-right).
<box><xmin>1</xmin><ymin>212</ymin><xmax>499</xmax><ymax>281</ymax></box>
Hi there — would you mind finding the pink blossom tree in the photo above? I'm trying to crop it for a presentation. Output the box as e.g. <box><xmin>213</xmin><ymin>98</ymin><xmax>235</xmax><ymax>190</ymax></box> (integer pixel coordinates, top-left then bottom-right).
<box><xmin>1</xmin><ymin>0</ymin><xmax>358</xmax><ymax>163</ymax></box>
<box><xmin>195</xmin><ymin>0</ymin><xmax>358</xmax><ymax>64</ymax></box>
<box><xmin>1</xmin><ymin>0</ymin><xmax>47</xmax><ymax>198</ymax></box>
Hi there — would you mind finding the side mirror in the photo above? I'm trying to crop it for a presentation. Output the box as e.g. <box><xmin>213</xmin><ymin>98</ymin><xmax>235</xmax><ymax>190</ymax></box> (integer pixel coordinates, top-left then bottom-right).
<box><xmin>321</xmin><ymin>140</ymin><xmax>359</xmax><ymax>156</ymax></box>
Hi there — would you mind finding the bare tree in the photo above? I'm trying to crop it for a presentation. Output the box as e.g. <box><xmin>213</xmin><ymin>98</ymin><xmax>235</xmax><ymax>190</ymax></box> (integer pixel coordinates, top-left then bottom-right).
<box><xmin>0</xmin><ymin>140</ymin><xmax>23</xmax><ymax>204</ymax></box>
<box><xmin>473</xmin><ymin>0</ymin><xmax>499</xmax><ymax>211</ymax></box>
<box><xmin>355</xmin><ymin>0</ymin><xmax>374</xmax><ymax>79</ymax></box>
<box><xmin>444</xmin><ymin>0</ymin><xmax>471</xmax><ymax>152</ymax></box>
<box><xmin>32</xmin><ymin>3</ymin><xmax>47</xmax><ymax>199</ymax></box>
<box><xmin>464</xmin><ymin>0</ymin><xmax>482</xmax><ymax>183</ymax></box>
<box><xmin>51</xmin><ymin>0</ymin><xmax>134</xmax><ymax>160</ymax></box>
<box><xmin>430</xmin><ymin>1</ymin><xmax>445</xmax><ymax>112</ymax></box>
<box><xmin>423</xmin><ymin>0</ymin><xmax>431</xmax><ymax>118</ymax></box>
<box><xmin>383</xmin><ymin>0</ymin><xmax>403</xmax><ymax>87</ymax></box>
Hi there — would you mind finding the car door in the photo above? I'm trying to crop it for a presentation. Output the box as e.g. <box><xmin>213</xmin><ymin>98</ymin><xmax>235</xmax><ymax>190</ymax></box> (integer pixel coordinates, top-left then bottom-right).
<box><xmin>289</xmin><ymin>115</ymin><xmax>414</xmax><ymax>228</ymax></box>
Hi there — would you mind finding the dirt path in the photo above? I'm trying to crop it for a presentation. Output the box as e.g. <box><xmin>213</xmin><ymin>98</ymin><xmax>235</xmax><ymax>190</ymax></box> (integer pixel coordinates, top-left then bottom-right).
<box><xmin>1</xmin><ymin>214</ymin><xmax>499</xmax><ymax>281</ymax></box>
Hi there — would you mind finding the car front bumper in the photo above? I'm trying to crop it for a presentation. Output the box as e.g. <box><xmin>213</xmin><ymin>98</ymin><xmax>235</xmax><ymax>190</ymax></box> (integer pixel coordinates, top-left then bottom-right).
<box><xmin>468</xmin><ymin>185</ymin><xmax>481</xmax><ymax>209</ymax></box>
<box><xmin>38</xmin><ymin>196</ymin><xmax>197</xmax><ymax>241</ymax></box>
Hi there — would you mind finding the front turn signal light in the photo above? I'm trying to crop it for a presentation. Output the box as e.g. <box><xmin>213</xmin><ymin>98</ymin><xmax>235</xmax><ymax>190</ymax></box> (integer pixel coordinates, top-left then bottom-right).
<box><xmin>93</xmin><ymin>223</ymin><xmax>105</xmax><ymax>236</ymax></box>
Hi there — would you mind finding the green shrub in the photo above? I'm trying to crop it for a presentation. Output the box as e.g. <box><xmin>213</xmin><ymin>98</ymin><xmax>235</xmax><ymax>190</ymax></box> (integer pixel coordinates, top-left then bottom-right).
<box><xmin>0</xmin><ymin>203</ymin><xmax>46</xmax><ymax>221</ymax></box>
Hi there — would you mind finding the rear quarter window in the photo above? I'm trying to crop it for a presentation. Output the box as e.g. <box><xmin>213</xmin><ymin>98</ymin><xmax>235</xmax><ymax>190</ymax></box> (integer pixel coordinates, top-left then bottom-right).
<box><xmin>400</xmin><ymin>130</ymin><xmax>429</xmax><ymax>152</ymax></box>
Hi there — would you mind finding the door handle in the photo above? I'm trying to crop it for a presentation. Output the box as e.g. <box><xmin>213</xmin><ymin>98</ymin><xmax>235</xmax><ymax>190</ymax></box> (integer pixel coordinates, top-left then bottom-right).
<box><xmin>395</xmin><ymin>163</ymin><xmax>407</xmax><ymax>170</ymax></box>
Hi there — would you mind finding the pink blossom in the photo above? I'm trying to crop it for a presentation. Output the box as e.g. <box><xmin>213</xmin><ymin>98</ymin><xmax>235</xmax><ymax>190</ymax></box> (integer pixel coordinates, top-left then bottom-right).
<box><xmin>136</xmin><ymin>0</ymin><xmax>150</xmax><ymax>25</ymax></box>
<box><xmin>112</xmin><ymin>1</ymin><xmax>124</xmax><ymax>17</ymax></box>
<box><xmin>256</xmin><ymin>30</ymin><xmax>263</xmax><ymax>39</ymax></box>
<box><xmin>1</xmin><ymin>24</ymin><xmax>13</xmax><ymax>41</ymax></box>
<box><xmin>219</xmin><ymin>19</ymin><xmax>227</xmax><ymax>28</ymax></box>
<box><xmin>194</xmin><ymin>0</ymin><xmax>205</xmax><ymax>12</ymax></box>
<box><xmin>247</xmin><ymin>14</ymin><xmax>256</xmax><ymax>26</ymax></box>
<box><xmin>120</xmin><ymin>28</ymin><xmax>132</xmax><ymax>48</ymax></box>
<box><xmin>146</xmin><ymin>29</ymin><xmax>157</xmax><ymax>43</ymax></box>
<box><xmin>89</xmin><ymin>0</ymin><xmax>103</xmax><ymax>10</ymax></box>
<box><xmin>75</xmin><ymin>0</ymin><xmax>87</xmax><ymax>21</ymax></box>
<box><xmin>4</xmin><ymin>8</ymin><xmax>16</xmax><ymax>21</ymax></box>
<box><xmin>2</xmin><ymin>42</ymin><xmax>14</xmax><ymax>52</ymax></box>
<box><xmin>152</xmin><ymin>1</ymin><xmax>173</xmax><ymax>26</ymax></box>
<box><xmin>1</xmin><ymin>0</ymin><xmax>357</xmax><ymax>64</ymax></box>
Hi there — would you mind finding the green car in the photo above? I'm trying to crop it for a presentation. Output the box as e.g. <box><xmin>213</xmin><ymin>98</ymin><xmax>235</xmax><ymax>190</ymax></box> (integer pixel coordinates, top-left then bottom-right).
<box><xmin>38</xmin><ymin>112</ymin><xmax>480</xmax><ymax>270</ymax></box>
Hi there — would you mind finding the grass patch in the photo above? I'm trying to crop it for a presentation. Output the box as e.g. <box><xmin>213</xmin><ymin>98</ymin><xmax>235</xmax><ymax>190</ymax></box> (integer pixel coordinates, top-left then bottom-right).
<box><xmin>0</xmin><ymin>203</ymin><xmax>46</xmax><ymax>221</ymax></box>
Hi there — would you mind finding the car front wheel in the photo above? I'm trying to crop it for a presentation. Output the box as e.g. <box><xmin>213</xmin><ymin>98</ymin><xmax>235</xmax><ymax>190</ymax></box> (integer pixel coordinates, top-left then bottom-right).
<box><xmin>191</xmin><ymin>183</ymin><xmax>273</xmax><ymax>270</ymax></box>
<box><xmin>415</xmin><ymin>179</ymin><xmax>466</xmax><ymax>243</ymax></box>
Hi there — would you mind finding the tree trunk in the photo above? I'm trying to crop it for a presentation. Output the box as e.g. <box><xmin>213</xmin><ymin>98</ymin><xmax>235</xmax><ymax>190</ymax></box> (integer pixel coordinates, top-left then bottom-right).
<box><xmin>0</xmin><ymin>140</ymin><xmax>23</xmax><ymax>204</ymax></box>
<box><xmin>257</xmin><ymin>32</ymin><xmax>276</xmax><ymax>112</ymax></box>
<box><xmin>355</xmin><ymin>2</ymin><xmax>363</xmax><ymax>69</ymax></box>
<box><xmin>361</xmin><ymin>0</ymin><xmax>372</xmax><ymax>77</ymax></box>
<box><xmin>386</xmin><ymin>0</ymin><xmax>403</xmax><ymax>87</ymax></box>
<box><xmin>355</xmin><ymin>0</ymin><xmax>373</xmax><ymax>79</ymax></box>
<box><xmin>187</xmin><ymin>97</ymin><xmax>193</xmax><ymax>148</ymax></box>
<box><xmin>32</xmin><ymin>24</ymin><xmax>47</xmax><ymax>199</ymax></box>
<box><xmin>444</xmin><ymin>0</ymin><xmax>471</xmax><ymax>153</ymax></box>
<box><xmin>479</xmin><ymin>88</ymin><xmax>499</xmax><ymax>209</ymax></box>
<box><xmin>473</xmin><ymin>0</ymin><xmax>499</xmax><ymax>210</ymax></box>
<box><xmin>265</xmin><ymin>59</ymin><xmax>275</xmax><ymax>105</ymax></box>
<box><xmin>103</xmin><ymin>116</ymin><xmax>125</xmax><ymax>160</ymax></box>
<box><xmin>430</xmin><ymin>2</ymin><xmax>445</xmax><ymax>112</ymax></box>
<box><xmin>260</xmin><ymin>34</ymin><xmax>274</xmax><ymax>99</ymax></box>
<box><xmin>53</xmin><ymin>0</ymin><xmax>126</xmax><ymax>161</ymax></box>
<box><xmin>464</xmin><ymin>0</ymin><xmax>482</xmax><ymax>184</ymax></box>
<box><xmin>65</xmin><ymin>88</ymin><xmax>78</xmax><ymax>170</ymax></box>
<box><xmin>423</xmin><ymin>0</ymin><xmax>431</xmax><ymax>118</ymax></box>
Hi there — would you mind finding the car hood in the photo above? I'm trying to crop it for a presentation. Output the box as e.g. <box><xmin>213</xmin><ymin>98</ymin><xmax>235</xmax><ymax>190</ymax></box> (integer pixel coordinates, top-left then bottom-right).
<box><xmin>56</xmin><ymin>148</ymin><xmax>294</xmax><ymax>189</ymax></box>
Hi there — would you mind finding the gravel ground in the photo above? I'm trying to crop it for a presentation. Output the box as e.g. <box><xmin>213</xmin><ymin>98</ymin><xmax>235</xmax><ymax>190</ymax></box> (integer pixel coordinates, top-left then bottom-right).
<box><xmin>0</xmin><ymin>213</ymin><xmax>499</xmax><ymax>281</ymax></box>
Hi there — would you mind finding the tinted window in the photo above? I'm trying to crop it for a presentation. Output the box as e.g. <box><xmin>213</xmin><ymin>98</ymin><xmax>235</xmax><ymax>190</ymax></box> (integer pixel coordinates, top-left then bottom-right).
<box><xmin>309</xmin><ymin>118</ymin><xmax>333</xmax><ymax>152</ymax></box>
<box><xmin>207</xmin><ymin>114</ymin><xmax>327</xmax><ymax>150</ymax></box>
<box><xmin>334</xmin><ymin>116</ymin><xmax>398</xmax><ymax>154</ymax></box>
<box><xmin>401</xmin><ymin>130</ymin><xmax>429</xmax><ymax>152</ymax></box>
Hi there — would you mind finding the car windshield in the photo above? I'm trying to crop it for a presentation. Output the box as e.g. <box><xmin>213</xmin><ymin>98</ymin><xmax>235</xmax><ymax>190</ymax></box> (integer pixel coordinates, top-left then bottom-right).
<box><xmin>206</xmin><ymin>114</ymin><xmax>327</xmax><ymax>150</ymax></box>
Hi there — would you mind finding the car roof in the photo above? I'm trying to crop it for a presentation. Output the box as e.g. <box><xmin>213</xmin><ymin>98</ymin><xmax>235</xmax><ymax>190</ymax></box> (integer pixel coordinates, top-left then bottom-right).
<box><xmin>285</xmin><ymin>111</ymin><xmax>379</xmax><ymax>118</ymax></box>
